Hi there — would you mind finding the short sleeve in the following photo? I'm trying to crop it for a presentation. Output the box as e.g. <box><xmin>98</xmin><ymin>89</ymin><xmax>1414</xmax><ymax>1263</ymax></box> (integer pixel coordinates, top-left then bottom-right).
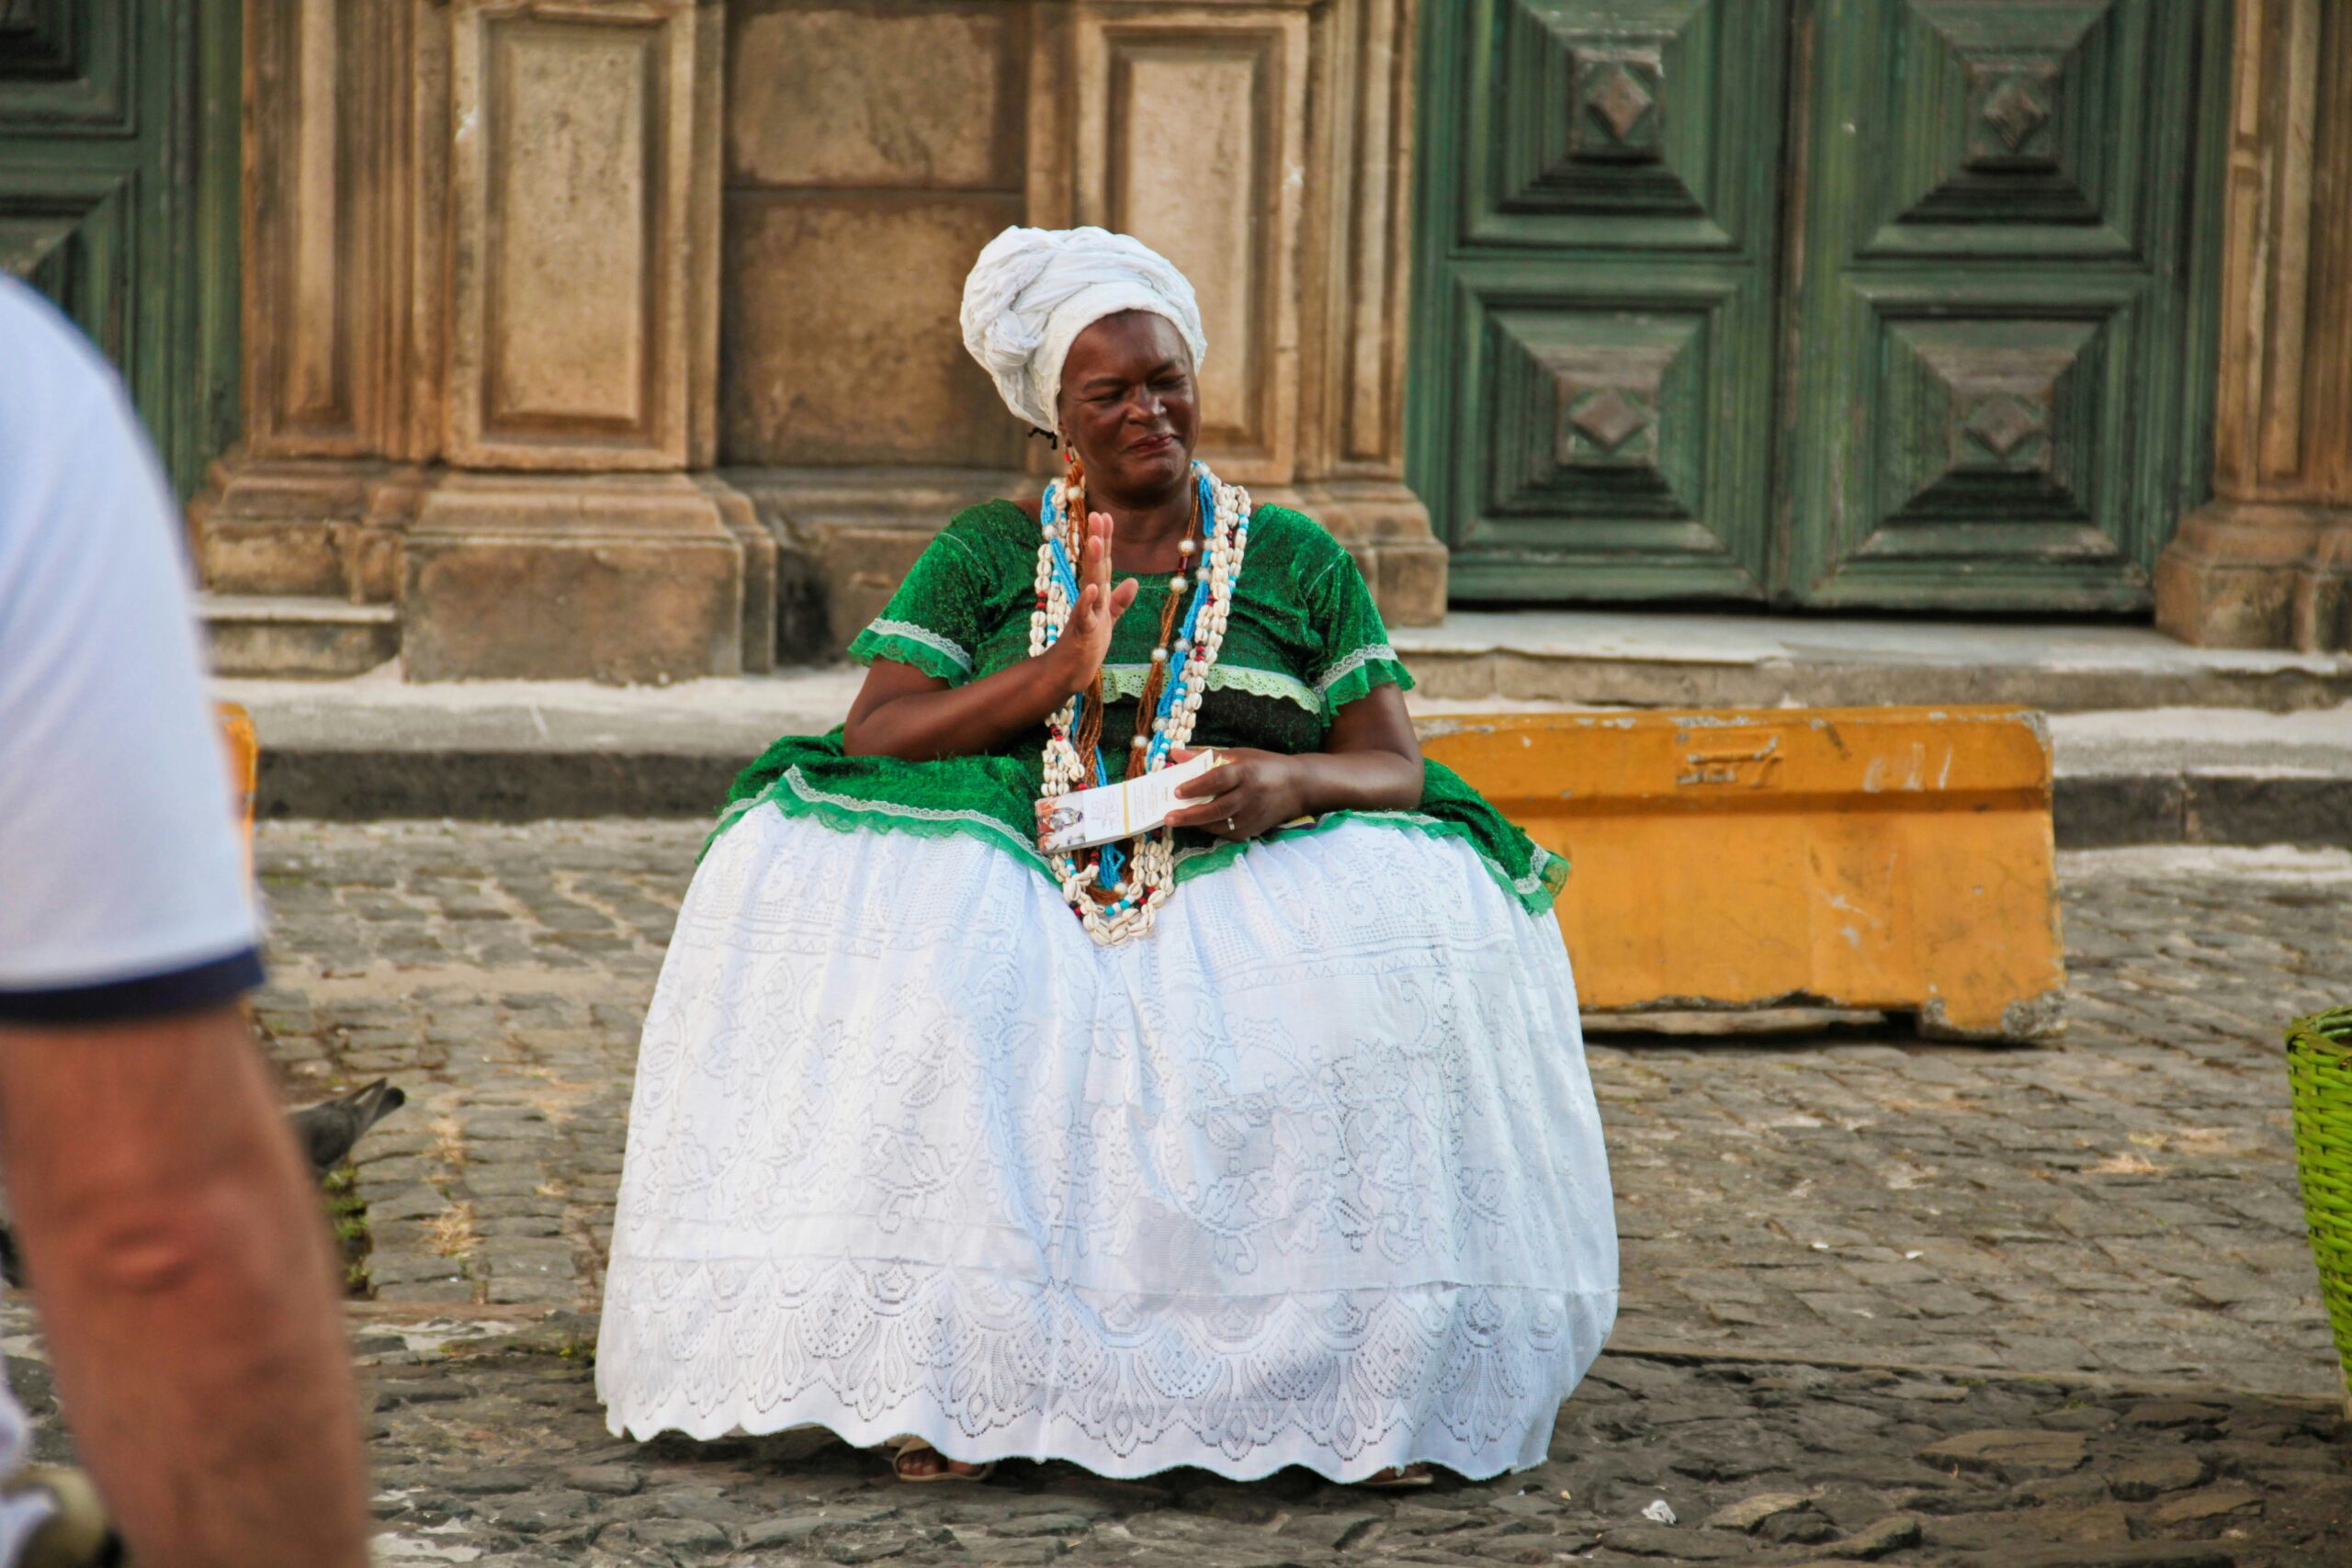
<box><xmin>1301</xmin><ymin>536</ymin><xmax>1415</xmax><ymax>716</ymax></box>
<box><xmin>0</xmin><ymin>283</ymin><xmax>263</xmax><ymax>1023</ymax></box>
<box><xmin>846</xmin><ymin>525</ymin><xmax>992</xmax><ymax>685</ymax></box>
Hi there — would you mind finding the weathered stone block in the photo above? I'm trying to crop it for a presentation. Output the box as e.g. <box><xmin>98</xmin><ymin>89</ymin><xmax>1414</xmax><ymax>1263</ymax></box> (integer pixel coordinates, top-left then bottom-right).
<box><xmin>700</xmin><ymin>476</ymin><xmax>777</xmax><ymax>673</ymax></box>
<box><xmin>2293</xmin><ymin>523</ymin><xmax>2352</xmax><ymax>652</ymax></box>
<box><xmin>201</xmin><ymin>598</ymin><xmax>401</xmax><ymax>679</ymax></box>
<box><xmin>733</xmin><ymin>468</ymin><xmax>1027</xmax><ymax>658</ymax></box>
<box><xmin>2154</xmin><ymin>540</ymin><xmax>2300</xmax><ymax>649</ymax></box>
<box><xmin>200</xmin><ymin>520</ymin><xmax>346</xmax><ymax>598</ymax></box>
<box><xmin>727</xmin><ymin>5</ymin><xmax>1022</xmax><ymax>190</ymax></box>
<box><xmin>721</xmin><ymin>194</ymin><xmax>1023</xmax><ymax>467</ymax></box>
<box><xmin>403</xmin><ymin>475</ymin><xmax>747</xmax><ymax>683</ymax></box>
<box><xmin>189</xmin><ymin>457</ymin><xmax>421</xmax><ymax>606</ymax></box>
<box><xmin>1374</xmin><ymin>538</ymin><xmax>1451</xmax><ymax>626</ymax></box>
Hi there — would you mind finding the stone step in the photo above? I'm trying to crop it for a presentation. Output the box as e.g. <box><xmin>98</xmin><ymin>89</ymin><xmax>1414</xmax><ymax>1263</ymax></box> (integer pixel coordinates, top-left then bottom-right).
<box><xmin>1396</xmin><ymin>611</ymin><xmax>2352</xmax><ymax>713</ymax></box>
<box><xmin>199</xmin><ymin>594</ymin><xmax>401</xmax><ymax>680</ymax></box>
<box><xmin>209</xmin><ymin>671</ymin><xmax>2352</xmax><ymax>845</ymax></box>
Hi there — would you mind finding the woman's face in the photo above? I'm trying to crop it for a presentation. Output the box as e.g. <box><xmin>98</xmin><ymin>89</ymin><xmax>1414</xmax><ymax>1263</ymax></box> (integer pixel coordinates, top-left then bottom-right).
<box><xmin>1056</xmin><ymin>310</ymin><xmax>1199</xmax><ymax>501</ymax></box>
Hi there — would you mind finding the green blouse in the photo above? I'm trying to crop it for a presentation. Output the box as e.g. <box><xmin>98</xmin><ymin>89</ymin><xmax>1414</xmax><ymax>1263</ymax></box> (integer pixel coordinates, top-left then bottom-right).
<box><xmin>713</xmin><ymin>500</ymin><xmax>1566</xmax><ymax>913</ymax></box>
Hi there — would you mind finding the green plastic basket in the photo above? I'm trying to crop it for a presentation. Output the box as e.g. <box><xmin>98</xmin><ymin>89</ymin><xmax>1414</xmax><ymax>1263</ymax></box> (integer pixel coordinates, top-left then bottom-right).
<box><xmin>2289</xmin><ymin>1005</ymin><xmax>2352</xmax><ymax>1408</ymax></box>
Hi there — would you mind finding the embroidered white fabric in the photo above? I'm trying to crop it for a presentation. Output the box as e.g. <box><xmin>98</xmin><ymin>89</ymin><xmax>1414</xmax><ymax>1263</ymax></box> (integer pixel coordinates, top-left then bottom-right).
<box><xmin>596</xmin><ymin>807</ymin><xmax>1619</xmax><ymax>1482</ymax></box>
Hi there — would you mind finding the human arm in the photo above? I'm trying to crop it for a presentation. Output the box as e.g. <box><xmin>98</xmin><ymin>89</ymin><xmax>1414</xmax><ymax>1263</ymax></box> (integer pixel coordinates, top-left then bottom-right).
<box><xmin>1164</xmin><ymin>684</ymin><xmax>1422</xmax><ymax>839</ymax></box>
<box><xmin>842</xmin><ymin>510</ymin><xmax>1137</xmax><ymax>760</ymax></box>
<box><xmin>0</xmin><ymin>1009</ymin><xmax>372</xmax><ymax>1568</ymax></box>
<box><xmin>0</xmin><ymin>284</ymin><xmax>370</xmax><ymax>1567</ymax></box>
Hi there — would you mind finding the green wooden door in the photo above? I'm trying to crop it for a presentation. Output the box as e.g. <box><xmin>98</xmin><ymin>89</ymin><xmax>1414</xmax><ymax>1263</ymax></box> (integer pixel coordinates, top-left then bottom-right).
<box><xmin>1410</xmin><ymin>0</ymin><xmax>2223</xmax><ymax>612</ymax></box>
<box><xmin>1408</xmin><ymin>0</ymin><xmax>1790</xmax><ymax>602</ymax></box>
<box><xmin>1780</xmin><ymin>0</ymin><xmax>2222</xmax><ymax>608</ymax></box>
<box><xmin>0</xmin><ymin>0</ymin><xmax>240</xmax><ymax>497</ymax></box>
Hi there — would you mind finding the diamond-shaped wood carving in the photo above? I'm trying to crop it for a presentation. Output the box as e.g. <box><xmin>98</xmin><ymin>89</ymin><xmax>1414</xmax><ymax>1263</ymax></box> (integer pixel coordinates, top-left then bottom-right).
<box><xmin>1868</xmin><ymin>1</ymin><xmax>2135</xmax><ymax>249</ymax></box>
<box><xmin>1487</xmin><ymin>308</ymin><xmax>1703</xmax><ymax>519</ymax></box>
<box><xmin>0</xmin><ymin>0</ymin><xmax>130</xmax><ymax>130</ymax></box>
<box><xmin>1568</xmin><ymin>386</ymin><xmax>1656</xmax><ymax>457</ymax></box>
<box><xmin>1494</xmin><ymin>1</ymin><xmax>1712</xmax><ymax>222</ymax></box>
<box><xmin>1966</xmin><ymin>62</ymin><xmax>2060</xmax><ymax>170</ymax></box>
<box><xmin>1571</xmin><ymin>51</ymin><xmax>1663</xmax><ymax>163</ymax></box>
<box><xmin>1959</xmin><ymin>391</ymin><xmax>2049</xmax><ymax>467</ymax></box>
<box><xmin>1875</xmin><ymin>317</ymin><xmax>2106</xmax><ymax>528</ymax></box>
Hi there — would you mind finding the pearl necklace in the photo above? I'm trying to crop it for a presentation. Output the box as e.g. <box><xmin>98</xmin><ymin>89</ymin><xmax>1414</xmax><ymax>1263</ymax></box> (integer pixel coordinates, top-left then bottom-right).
<box><xmin>1030</xmin><ymin>460</ymin><xmax>1252</xmax><ymax>944</ymax></box>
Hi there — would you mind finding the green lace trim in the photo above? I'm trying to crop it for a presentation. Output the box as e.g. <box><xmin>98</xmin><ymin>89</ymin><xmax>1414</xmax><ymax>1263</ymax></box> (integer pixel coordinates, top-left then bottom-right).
<box><xmin>1317</xmin><ymin>643</ymin><xmax>1415</xmax><ymax>715</ymax></box>
<box><xmin>1099</xmin><ymin>662</ymin><xmax>1321</xmax><ymax>713</ymax></box>
<box><xmin>1170</xmin><ymin>811</ymin><xmax>1566</xmax><ymax>915</ymax></box>
<box><xmin>849</xmin><ymin>620</ymin><xmax>973</xmax><ymax>685</ymax></box>
<box><xmin>842</xmin><ymin>637</ymin><xmax>1328</xmax><ymax>716</ymax></box>
<box><xmin>717</xmin><ymin>778</ymin><xmax>1563</xmax><ymax>917</ymax></box>
<box><xmin>714</xmin><ymin>765</ymin><xmax>1052</xmax><ymax>872</ymax></box>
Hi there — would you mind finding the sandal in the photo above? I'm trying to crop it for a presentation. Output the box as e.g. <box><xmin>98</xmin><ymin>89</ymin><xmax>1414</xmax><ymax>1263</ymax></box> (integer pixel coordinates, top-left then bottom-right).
<box><xmin>1357</xmin><ymin>1464</ymin><xmax>1435</xmax><ymax>1489</ymax></box>
<box><xmin>887</xmin><ymin>1436</ymin><xmax>995</xmax><ymax>1484</ymax></box>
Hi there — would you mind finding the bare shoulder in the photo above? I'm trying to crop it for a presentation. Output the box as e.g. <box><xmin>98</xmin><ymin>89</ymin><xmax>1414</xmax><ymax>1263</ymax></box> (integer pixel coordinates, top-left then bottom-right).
<box><xmin>1008</xmin><ymin>495</ymin><xmax>1042</xmax><ymax>523</ymax></box>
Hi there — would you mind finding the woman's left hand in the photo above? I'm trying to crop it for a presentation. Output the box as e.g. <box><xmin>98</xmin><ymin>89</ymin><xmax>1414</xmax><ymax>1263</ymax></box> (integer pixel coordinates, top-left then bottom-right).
<box><xmin>1164</xmin><ymin>748</ymin><xmax>1307</xmax><ymax>840</ymax></box>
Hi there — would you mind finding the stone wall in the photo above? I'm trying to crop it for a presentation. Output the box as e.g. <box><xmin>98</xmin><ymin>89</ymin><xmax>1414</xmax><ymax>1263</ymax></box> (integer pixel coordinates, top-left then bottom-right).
<box><xmin>194</xmin><ymin>0</ymin><xmax>1440</xmax><ymax>682</ymax></box>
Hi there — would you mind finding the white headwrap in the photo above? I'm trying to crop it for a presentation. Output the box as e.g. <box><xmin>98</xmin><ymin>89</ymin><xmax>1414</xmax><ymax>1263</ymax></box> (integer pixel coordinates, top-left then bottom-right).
<box><xmin>959</xmin><ymin>225</ymin><xmax>1207</xmax><ymax>434</ymax></box>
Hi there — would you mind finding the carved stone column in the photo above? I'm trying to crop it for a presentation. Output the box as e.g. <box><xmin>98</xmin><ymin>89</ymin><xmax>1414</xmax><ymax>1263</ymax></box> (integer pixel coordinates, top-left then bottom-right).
<box><xmin>2154</xmin><ymin>0</ymin><xmax>2352</xmax><ymax>651</ymax></box>
<box><xmin>195</xmin><ymin>0</ymin><xmax>771</xmax><ymax>682</ymax></box>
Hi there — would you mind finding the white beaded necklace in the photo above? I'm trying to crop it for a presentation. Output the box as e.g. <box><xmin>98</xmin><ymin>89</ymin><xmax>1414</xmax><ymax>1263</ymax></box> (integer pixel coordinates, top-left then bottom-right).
<box><xmin>1030</xmin><ymin>459</ymin><xmax>1252</xmax><ymax>945</ymax></box>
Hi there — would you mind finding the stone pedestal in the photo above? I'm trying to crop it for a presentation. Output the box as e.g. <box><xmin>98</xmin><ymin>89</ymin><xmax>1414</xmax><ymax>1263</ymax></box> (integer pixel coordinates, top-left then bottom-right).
<box><xmin>2155</xmin><ymin>0</ymin><xmax>2352</xmax><ymax>651</ymax></box>
<box><xmin>195</xmin><ymin>0</ymin><xmax>767</xmax><ymax>681</ymax></box>
<box><xmin>404</xmin><ymin>475</ymin><xmax>752</xmax><ymax>683</ymax></box>
<box><xmin>188</xmin><ymin>458</ymin><xmax>419</xmax><ymax>604</ymax></box>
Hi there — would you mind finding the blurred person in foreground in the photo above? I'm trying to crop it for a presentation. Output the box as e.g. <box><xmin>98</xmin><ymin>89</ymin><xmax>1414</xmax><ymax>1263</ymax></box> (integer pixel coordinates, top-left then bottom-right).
<box><xmin>0</xmin><ymin>277</ymin><xmax>370</xmax><ymax>1567</ymax></box>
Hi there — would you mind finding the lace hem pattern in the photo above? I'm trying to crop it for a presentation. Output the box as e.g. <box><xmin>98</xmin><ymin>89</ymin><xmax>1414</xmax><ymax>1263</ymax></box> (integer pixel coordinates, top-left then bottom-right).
<box><xmin>596</xmin><ymin>1257</ymin><xmax>1616</xmax><ymax>1481</ymax></box>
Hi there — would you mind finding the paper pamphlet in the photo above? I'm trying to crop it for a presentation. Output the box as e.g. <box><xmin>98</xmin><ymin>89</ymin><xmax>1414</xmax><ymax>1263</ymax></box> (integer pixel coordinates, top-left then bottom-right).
<box><xmin>1035</xmin><ymin>750</ymin><xmax>1223</xmax><ymax>852</ymax></box>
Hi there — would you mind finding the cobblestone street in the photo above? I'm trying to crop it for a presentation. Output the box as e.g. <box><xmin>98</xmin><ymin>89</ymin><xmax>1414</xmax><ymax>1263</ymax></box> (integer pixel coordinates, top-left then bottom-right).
<box><xmin>16</xmin><ymin>824</ymin><xmax>2352</xmax><ymax>1564</ymax></box>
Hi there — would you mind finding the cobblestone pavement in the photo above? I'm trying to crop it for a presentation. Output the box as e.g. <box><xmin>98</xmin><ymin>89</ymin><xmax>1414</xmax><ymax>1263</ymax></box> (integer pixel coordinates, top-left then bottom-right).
<box><xmin>13</xmin><ymin>826</ymin><xmax>2352</xmax><ymax>1563</ymax></box>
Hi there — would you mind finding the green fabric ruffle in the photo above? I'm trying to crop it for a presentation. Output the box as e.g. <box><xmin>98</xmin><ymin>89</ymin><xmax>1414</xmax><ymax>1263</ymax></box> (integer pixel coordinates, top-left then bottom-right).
<box><xmin>711</xmin><ymin>730</ymin><xmax>1566</xmax><ymax>918</ymax></box>
<box><xmin>846</xmin><ymin>620</ymin><xmax>972</xmax><ymax>685</ymax></box>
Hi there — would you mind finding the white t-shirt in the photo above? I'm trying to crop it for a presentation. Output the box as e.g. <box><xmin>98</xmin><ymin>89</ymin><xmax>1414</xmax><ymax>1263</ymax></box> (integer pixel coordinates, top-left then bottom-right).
<box><xmin>0</xmin><ymin>276</ymin><xmax>261</xmax><ymax>1019</ymax></box>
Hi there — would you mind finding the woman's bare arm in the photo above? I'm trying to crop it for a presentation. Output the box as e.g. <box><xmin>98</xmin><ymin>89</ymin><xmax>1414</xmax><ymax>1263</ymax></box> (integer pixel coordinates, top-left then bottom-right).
<box><xmin>842</xmin><ymin>511</ymin><xmax>1137</xmax><ymax>761</ymax></box>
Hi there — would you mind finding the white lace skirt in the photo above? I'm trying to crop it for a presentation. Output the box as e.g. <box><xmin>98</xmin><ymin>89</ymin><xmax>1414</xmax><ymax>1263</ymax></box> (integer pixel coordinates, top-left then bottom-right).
<box><xmin>595</xmin><ymin>804</ymin><xmax>1618</xmax><ymax>1482</ymax></box>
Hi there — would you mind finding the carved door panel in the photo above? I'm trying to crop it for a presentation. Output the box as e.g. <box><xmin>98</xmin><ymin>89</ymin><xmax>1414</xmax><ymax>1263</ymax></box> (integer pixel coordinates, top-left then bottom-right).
<box><xmin>1408</xmin><ymin>0</ymin><xmax>1788</xmax><ymax>602</ymax></box>
<box><xmin>1778</xmin><ymin>0</ymin><xmax>2221</xmax><ymax>607</ymax></box>
<box><xmin>0</xmin><ymin>0</ymin><xmax>237</xmax><ymax>494</ymax></box>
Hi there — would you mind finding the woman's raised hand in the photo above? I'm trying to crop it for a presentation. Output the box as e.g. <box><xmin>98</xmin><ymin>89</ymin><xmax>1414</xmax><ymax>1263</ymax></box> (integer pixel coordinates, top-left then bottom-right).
<box><xmin>1047</xmin><ymin>511</ymin><xmax>1138</xmax><ymax>694</ymax></box>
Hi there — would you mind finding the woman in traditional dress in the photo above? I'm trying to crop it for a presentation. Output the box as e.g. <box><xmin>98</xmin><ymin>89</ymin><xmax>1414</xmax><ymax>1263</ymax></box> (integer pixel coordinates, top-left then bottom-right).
<box><xmin>595</xmin><ymin>228</ymin><xmax>1618</xmax><ymax>1486</ymax></box>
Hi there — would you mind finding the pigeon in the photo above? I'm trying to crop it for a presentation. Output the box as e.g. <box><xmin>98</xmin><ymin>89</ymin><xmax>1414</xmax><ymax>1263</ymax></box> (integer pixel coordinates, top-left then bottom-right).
<box><xmin>288</xmin><ymin>1078</ymin><xmax>407</xmax><ymax>1176</ymax></box>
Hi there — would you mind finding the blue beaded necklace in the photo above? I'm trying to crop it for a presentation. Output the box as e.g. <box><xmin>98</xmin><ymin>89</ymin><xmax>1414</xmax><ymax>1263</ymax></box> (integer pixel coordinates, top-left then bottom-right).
<box><xmin>1039</xmin><ymin>467</ymin><xmax>1223</xmax><ymax>896</ymax></box>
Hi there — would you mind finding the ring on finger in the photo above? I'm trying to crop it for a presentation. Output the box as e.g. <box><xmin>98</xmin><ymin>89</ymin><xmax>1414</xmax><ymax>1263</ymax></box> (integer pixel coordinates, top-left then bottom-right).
<box><xmin>1225</xmin><ymin>817</ymin><xmax>1237</xmax><ymax>833</ymax></box>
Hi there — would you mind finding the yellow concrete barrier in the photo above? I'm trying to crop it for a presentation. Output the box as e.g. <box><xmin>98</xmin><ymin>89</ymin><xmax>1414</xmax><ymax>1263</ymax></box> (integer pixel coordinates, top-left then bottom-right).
<box><xmin>1421</xmin><ymin>706</ymin><xmax>2065</xmax><ymax>1042</ymax></box>
<box><xmin>218</xmin><ymin>702</ymin><xmax>257</xmax><ymax>876</ymax></box>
